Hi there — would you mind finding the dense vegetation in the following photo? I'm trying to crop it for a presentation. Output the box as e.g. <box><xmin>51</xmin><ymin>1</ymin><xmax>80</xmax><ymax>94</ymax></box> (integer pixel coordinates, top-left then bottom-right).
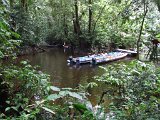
<box><xmin>4</xmin><ymin>0</ymin><xmax>160</xmax><ymax>50</ymax></box>
<box><xmin>0</xmin><ymin>0</ymin><xmax>160</xmax><ymax>119</ymax></box>
<box><xmin>96</xmin><ymin>61</ymin><xmax>160</xmax><ymax>119</ymax></box>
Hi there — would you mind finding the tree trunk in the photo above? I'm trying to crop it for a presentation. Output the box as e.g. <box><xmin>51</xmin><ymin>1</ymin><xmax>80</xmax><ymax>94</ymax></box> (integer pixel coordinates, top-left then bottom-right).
<box><xmin>137</xmin><ymin>1</ymin><xmax>148</xmax><ymax>59</ymax></box>
<box><xmin>73</xmin><ymin>14</ymin><xmax>77</xmax><ymax>34</ymax></box>
<box><xmin>74</xmin><ymin>0</ymin><xmax>81</xmax><ymax>35</ymax></box>
<box><xmin>73</xmin><ymin>0</ymin><xmax>83</xmax><ymax>47</ymax></box>
<box><xmin>88</xmin><ymin>0</ymin><xmax>92</xmax><ymax>34</ymax></box>
<box><xmin>64</xmin><ymin>14</ymin><xmax>68</xmax><ymax>37</ymax></box>
<box><xmin>61</xmin><ymin>0</ymin><xmax>68</xmax><ymax>38</ymax></box>
<box><xmin>20</xmin><ymin>0</ymin><xmax>28</xmax><ymax>12</ymax></box>
<box><xmin>10</xmin><ymin>0</ymin><xmax>14</xmax><ymax>8</ymax></box>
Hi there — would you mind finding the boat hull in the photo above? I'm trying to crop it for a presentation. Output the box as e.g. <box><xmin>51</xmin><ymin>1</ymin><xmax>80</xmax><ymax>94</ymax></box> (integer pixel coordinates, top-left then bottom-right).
<box><xmin>67</xmin><ymin>52</ymin><xmax>128</xmax><ymax>65</ymax></box>
<box><xmin>92</xmin><ymin>53</ymin><xmax>128</xmax><ymax>65</ymax></box>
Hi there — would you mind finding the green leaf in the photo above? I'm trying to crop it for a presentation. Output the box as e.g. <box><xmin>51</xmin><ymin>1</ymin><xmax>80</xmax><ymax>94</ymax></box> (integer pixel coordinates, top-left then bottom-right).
<box><xmin>68</xmin><ymin>92</ymin><xmax>83</xmax><ymax>100</ymax></box>
<box><xmin>47</xmin><ymin>94</ymin><xmax>61</xmax><ymax>101</ymax></box>
<box><xmin>5</xmin><ymin>107</ymin><xmax>10</xmax><ymax>112</ymax></box>
<box><xmin>0</xmin><ymin>51</ymin><xmax>4</xmax><ymax>58</ymax></box>
<box><xmin>11</xmin><ymin>106</ymin><xmax>18</xmax><ymax>111</ymax></box>
<box><xmin>87</xmin><ymin>82</ymin><xmax>98</xmax><ymax>88</ymax></box>
<box><xmin>41</xmin><ymin>107</ymin><xmax>55</xmax><ymax>114</ymax></box>
<box><xmin>156</xmin><ymin>33</ymin><xmax>160</xmax><ymax>38</ymax></box>
<box><xmin>35</xmin><ymin>100</ymin><xmax>45</xmax><ymax>106</ymax></box>
<box><xmin>73</xmin><ymin>103</ymin><xmax>88</xmax><ymax>113</ymax></box>
<box><xmin>61</xmin><ymin>88</ymin><xmax>72</xmax><ymax>90</ymax></box>
<box><xmin>59</xmin><ymin>91</ymin><xmax>70</xmax><ymax>97</ymax></box>
<box><xmin>50</xmin><ymin>86</ymin><xmax>60</xmax><ymax>92</ymax></box>
<box><xmin>6</xmin><ymin>101</ymin><xmax>10</xmax><ymax>104</ymax></box>
<box><xmin>11</xmin><ymin>31</ymin><xmax>20</xmax><ymax>38</ymax></box>
<box><xmin>21</xmin><ymin>61</ymin><xmax>28</xmax><ymax>65</ymax></box>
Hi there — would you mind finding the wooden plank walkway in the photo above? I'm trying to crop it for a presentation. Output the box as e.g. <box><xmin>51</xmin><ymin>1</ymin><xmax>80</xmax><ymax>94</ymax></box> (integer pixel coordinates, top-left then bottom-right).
<box><xmin>116</xmin><ymin>49</ymin><xmax>137</xmax><ymax>54</ymax></box>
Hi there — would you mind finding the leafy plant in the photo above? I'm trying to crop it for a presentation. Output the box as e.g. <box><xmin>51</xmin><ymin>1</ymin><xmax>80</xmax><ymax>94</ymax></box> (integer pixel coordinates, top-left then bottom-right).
<box><xmin>96</xmin><ymin>60</ymin><xmax>160</xmax><ymax>119</ymax></box>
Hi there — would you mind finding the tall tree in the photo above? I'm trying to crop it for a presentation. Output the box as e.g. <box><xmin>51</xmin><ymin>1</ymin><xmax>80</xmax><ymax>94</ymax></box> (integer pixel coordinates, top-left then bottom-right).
<box><xmin>9</xmin><ymin>0</ymin><xmax>14</xmax><ymax>8</ymax></box>
<box><xmin>73</xmin><ymin>0</ymin><xmax>81</xmax><ymax>35</ymax></box>
<box><xmin>73</xmin><ymin>0</ymin><xmax>83</xmax><ymax>47</ymax></box>
<box><xmin>88</xmin><ymin>0</ymin><xmax>92</xmax><ymax>33</ymax></box>
<box><xmin>20</xmin><ymin>0</ymin><xmax>28</xmax><ymax>12</ymax></box>
<box><xmin>137</xmin><ymin>0</ymin><xmax>148</xmax><ymax>59</ymax></box>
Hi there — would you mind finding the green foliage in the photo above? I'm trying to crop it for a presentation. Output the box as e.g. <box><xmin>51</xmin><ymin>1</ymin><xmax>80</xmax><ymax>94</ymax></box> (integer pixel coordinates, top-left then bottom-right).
<box><xmin>0</xmin><ymin>61</ymin><xmax>93</xmax><ymax>119</ymax></box>
<box><xmin>1</xmin><ymin>61</ymin><xmax>103</xmax><ymax>119</ymax></box>
<box><xmin>13</xmin><ymin>0</ymin><xmax>52</xmax><ymax>45</ymax></box>
<box><xmin>1</xmin><ymin>0</ymin><xmax>160</xmax><ymax>119</ymax></box>
<box><xmin>1</xmin><ymin>1</ymin><xmax>98</xmax><ymax>120</ymax></box>
<box><xmin>73</xmin><ymin>103</ymin><xmax>94</xmax><ymax>120</ymax></box>
<box><xmin>2</xmin><ymin>61</ymin><xmax>50</xmax><ymax>96</ymax></box>
<box><xmin>5</xmin><ymin>0</ymin><xmax>160</xmax><ymax>50</ymax></box>
<box><xmin>153</xmin><ymin>0</ymin><xmax>160</xmax><ymax>11</ymax></box>
<box><xmin>96</xmin><ymin>60</ymin><xmax>160</xmax><ymax>119</ymax></box>
<box><xmin>40</xmin><ymin>0</ymin><xmax>160</xmax><ymax>50</ymax></box>
<box><xmin>0</xmin><ymin>1</ymin><xmax>21</xmax><ymax>58</ymax></box>
<box><xmin>0</xmin><ymin>61</ymin><xmax>51</xmax><ymax>119</ymax></box>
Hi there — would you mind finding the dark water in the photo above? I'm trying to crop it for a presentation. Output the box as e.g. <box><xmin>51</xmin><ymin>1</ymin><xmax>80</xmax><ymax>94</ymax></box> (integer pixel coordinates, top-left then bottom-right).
<box><xmin>18</xmin><ymin>48</ymin><xmax>132</xmax><ymax>105</ymax></box>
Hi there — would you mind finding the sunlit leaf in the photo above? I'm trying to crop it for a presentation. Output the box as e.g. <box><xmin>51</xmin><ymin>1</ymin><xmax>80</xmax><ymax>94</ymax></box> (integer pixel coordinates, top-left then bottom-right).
<box><xmin>41</xmin><ymin>107</ymin><xmax>55</xmax><ymax>114</ymax></box>
<box><xmin>50</xmin><ymin>86</ymin><xmax>60</xmax><ymax>91</ymax></box>
<box><xmin>68</xmin><ymin>92</ymin><xmax>83</xmax><ymax>100</ymax></box>
<box><xmin>47</xmin><ymin>94</ymin><xmax>61</xmax><ymax>100</ymax></box>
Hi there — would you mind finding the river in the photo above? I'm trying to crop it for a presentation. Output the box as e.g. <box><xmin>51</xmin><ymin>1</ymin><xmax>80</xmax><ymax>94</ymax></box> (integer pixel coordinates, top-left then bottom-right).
<box><xmin>18</xmin><ymin>47</ymin><xmax>132</xmax><ymax>105</ymax></box>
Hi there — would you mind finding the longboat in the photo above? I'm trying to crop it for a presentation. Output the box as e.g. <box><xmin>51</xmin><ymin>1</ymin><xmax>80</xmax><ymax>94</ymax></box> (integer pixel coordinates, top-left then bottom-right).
<box><xmin>91</xmin><ymin>52</ymin><xmax>128</xmax><ymax>65</ymax></box>
<box><xmin>67</xmin><ymin>52</ymin><xmax>128</xmax><ymax>65</ymax></box>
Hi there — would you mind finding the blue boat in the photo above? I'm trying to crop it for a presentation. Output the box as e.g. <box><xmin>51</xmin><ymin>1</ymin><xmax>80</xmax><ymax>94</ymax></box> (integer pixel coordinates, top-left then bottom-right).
<box><xmin>67</xmin><ymin>52</ymin><xmax>128</xmax><ymax>65</ymax></box>
<box><xmin>91</xmin><ymin>52</ymin><xmax>128</xmax><ymax>65</ymax></box>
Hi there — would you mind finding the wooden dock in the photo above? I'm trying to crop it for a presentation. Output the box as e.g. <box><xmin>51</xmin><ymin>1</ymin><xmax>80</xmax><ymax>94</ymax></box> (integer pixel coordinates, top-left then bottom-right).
<box><xmin>116</xmin><ymin>49</ymin><xmax>137</xmax><ymax>54</ymax></box>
